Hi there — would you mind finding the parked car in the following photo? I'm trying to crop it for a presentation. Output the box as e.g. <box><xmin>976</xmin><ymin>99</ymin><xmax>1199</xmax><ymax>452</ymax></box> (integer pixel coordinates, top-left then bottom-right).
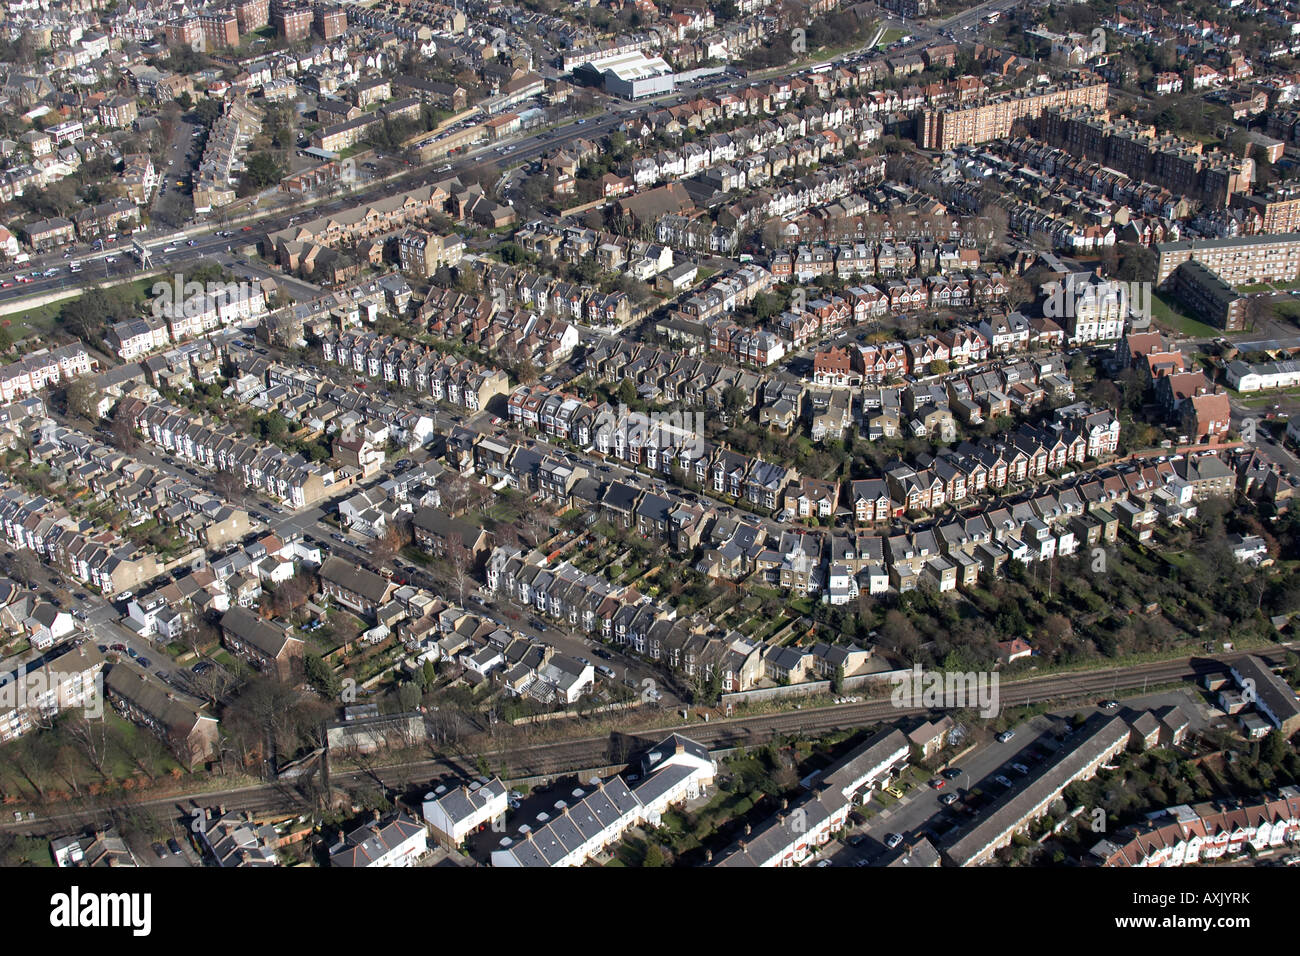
<box><xmin>152</xmin><ymin>842</ymin><xmax>168</xmax><ymax>860</ymax></box>
<box><xmin>138</xmin><ymin>657</ymin><xmax>152</xmax><ymax>668</ymax></box>
<box><xmin>994</xmin><ymin>774</ymin><xmax>1014</xmax><ymax>788</ymax></box>
<box><xmin>940</xmin><ymin>768</ymin><xmax>962</xmax><ymax>781</ymax></box>
<box><xmin>928</xmin><ymin>777</ymin><xmax>945</xmax><ymax>790</ymax></box>
<box><xmin>940</xmin><ymin>792</ymin><xmax>959</xmax><ymax>806</ymax></box>
<box><xmin>996</xmin><ymin>730</ymin><xmax>1015</xmax><ymax>743</ymax></box>
<box><xmin>884</xmin><ymin>832</ymin><xmax>904</xmax><ymax>849</ymax></box>
<box><xmin>166</xmin><ymin>838</ymin><xmax>182</xmax><ymax>856</ymax></box>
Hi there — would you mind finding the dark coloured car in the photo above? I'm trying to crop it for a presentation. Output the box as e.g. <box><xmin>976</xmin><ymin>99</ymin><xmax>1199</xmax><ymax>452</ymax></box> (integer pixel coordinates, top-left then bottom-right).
<box><xmin>167</xmin><ymin>838</ymin><xmax>182</xmax><ymax>856</ymax></box>
<box><xmin>138</xmin><ymin>657</ymin><xmax>152</xmax><ymax>669</ymax></box>
<box><xmin>940</xmin><ymin>767</ymin><xmax>962</xmax><ymax>780</ymax></box>
<box><xmin>152</xmin><ymin>842</ymin><xmax>167</xmax><ymax>859</ymax></box>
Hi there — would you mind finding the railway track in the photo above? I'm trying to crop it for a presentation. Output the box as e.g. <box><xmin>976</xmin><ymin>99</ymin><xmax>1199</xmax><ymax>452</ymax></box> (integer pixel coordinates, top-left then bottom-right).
<box><xmin>1</xmin><ymin>646</ymin><xmax>1287</xmax><ymax>837</ymax></box>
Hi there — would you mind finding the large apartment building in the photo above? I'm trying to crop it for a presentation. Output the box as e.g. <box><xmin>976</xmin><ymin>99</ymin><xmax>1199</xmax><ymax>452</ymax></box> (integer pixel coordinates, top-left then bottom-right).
<box><xmin>1038</xmin><ymin>106</ymin><xmax>1252</xmax><ymax>208</ymax></box>
<box><xmin>1229</xmin><ymin>183</ymin><xmax>1300</xmax><ymax>234</ymax></box>
<box><xmin>1154</xmin><ymin>232</ymin><xmax>1300</xmax><ymax>286</ymax></box>
<box><xmin>917</xmin><ymin>77</ymin><xmax>1108</xmax><ymax>150</ymax></box>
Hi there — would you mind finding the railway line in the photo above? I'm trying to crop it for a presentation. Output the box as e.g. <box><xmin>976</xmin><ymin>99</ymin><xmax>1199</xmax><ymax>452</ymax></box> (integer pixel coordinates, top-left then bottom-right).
<box><xmin>0</xmin><ymin>646</ymin><xmax>1287</xmax><ymax>839</ymax></box>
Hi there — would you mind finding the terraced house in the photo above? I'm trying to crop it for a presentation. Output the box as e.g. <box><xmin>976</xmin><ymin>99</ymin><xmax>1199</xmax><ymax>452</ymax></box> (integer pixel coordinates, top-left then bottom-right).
<box><xmin>119</xmin><ymin>399</ymin><xmax>338</xmax><ymax>509</ymax></box>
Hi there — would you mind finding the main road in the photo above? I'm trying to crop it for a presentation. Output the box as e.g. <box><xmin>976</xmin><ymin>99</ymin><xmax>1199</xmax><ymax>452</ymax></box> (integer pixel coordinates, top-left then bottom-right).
<box><xmin>0</xmin><ymin>0</ymin><xmax>1034</xmax><ymax>306</ymax></box>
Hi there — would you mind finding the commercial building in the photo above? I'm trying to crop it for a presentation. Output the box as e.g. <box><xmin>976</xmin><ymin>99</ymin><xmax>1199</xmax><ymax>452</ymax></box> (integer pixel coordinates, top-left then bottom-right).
<box><xmin>577</xmin><ymin>51</ymin><xmax>676</xmax><ymax>100</ymax></box>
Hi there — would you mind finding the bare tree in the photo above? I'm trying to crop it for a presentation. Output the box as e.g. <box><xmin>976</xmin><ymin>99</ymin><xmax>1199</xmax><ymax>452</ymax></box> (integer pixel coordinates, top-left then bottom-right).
<box><xmin>445</xmin><ymin>533</ymin><xmax>472</xmax><ymax>605</ymax></box>
<box><xmin>108</xmin><ymin>413</ymin><xmax>139</xmax><ymax>454</ymax></box>
<box><xmin>518</xmin><ymin>499</ymin><xmax>550</xmax><ymax>548</ymax></box>
<box><xmin>67</xmin><ymin>715</ymin><xmax>112</xmax><ymax>778</ymax></box>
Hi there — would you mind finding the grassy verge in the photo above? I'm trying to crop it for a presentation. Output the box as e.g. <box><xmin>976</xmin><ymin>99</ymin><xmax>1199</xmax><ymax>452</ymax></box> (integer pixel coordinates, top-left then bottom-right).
<box><xmin>1150</xmin><ymin>292</ymin><xmax>1223</xmax><ymax>339</ymax></box>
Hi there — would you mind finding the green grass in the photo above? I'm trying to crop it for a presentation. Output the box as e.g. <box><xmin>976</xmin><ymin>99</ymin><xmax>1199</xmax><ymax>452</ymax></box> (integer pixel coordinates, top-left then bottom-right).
<box><xmin>1150</xmin><ymin>292</ymin><xmax>1224</xmax><ymax>339</ymax></box>
<box><xmin>1234</xmin><ymin>388</ymin><xmax>1300</xmax><ymax>406</ymax></box>
<box><xmin>1273</xmin><ymin>300</ymin><xmax>1300</xmax><ymax>322</ymax></box>
<box><xmin>1238</xmin><ymin>278</ymin><xmax>1300</xmax><ymax>293</ymax></box>
<box><xmin>2</xmin><ymin>300</ymin><xmax>63</xmax><ymax>340</ymax></box>
<box><xmin>879</xmin><ymin>27</ymin><xmax>906</xmax><ymax>46</ymax></box>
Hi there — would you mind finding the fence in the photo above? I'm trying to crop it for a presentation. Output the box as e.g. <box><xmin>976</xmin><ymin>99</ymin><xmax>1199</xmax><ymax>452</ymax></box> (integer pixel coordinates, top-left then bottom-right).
<box><xmin>718</xmin><ymin>668</ymin><xmax>910</xmax><ymax>706</ymax></box>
